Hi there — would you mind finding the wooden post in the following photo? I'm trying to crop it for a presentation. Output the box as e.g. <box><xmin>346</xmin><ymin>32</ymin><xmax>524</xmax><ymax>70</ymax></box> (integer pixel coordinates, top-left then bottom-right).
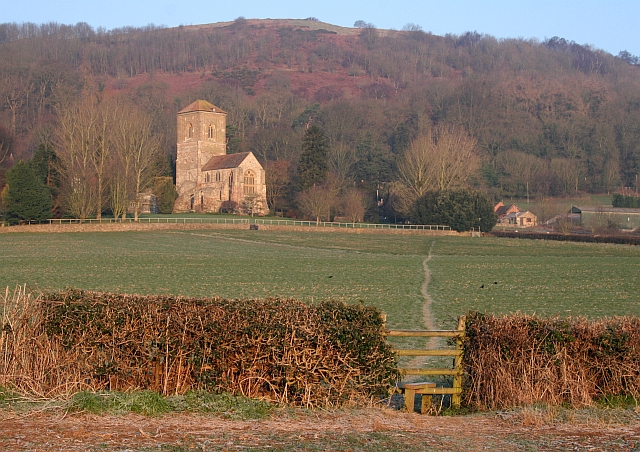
<box><xmin>452</xmin><ymin>315</ymin><xmax>466</xmax><ymax>408</ymax></box>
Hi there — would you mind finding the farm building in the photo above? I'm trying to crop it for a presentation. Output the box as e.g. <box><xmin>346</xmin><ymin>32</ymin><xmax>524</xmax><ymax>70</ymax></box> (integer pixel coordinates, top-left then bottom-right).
<box><xmin>173</xmin><ymin>100</ymin><xmax>267</xmax><ymax>215</ymax></box>
<box><xmin>570</xmin><ymin>206</ymin><xmax>640</xmax><ymax>230</ymax></box>
<box><xmin>498</xmin><ymin>210</ymin><xmax>537</xmax><ymax>228</ymax></box>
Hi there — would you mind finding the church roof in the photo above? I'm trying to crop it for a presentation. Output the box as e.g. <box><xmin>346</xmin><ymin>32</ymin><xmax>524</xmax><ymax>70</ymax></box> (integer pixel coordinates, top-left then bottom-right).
<box><xmin>201</xmin><ymin>152</ymin><xmax>252</xmax><ymax>171</ymax></box>
<box><xmin>178</xmin><ymin>100</ymin><xmax>227</xmax><ymax>114</ymax></box>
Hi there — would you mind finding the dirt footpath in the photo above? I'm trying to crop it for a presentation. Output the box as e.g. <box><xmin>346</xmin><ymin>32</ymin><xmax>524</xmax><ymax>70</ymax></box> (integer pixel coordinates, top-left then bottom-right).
<box><xmin>1</xmin><ymin>407</ymin><xmax>639</xmax><ymax>451</ymax></box>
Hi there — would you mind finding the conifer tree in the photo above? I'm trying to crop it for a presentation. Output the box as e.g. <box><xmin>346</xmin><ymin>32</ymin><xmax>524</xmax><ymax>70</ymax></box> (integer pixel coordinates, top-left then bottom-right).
<box><xmin>298</xmin><ymin>125</ymin><xmax>328</xmax><ymax>191</ymax></box>
<box><xmin>2</xmin><ymin>161</ymin><xmax>52</xmax><ymax>225</ymax></box>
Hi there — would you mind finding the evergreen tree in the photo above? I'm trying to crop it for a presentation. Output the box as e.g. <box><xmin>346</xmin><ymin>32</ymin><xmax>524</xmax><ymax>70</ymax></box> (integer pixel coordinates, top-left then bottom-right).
<box><xmin>153</xmin><ymin>176</ymin><xmax>178</xmax><ymax>213</ymax></box>
<box><xmin>410</xmin><ymin>188</ymin><xmax>497</xmax><ymax>232</ymax></box>
<box><xmin>30</xmin><ymin>144</ymin><xmax>61</xmax><ymax>214</ymax></box>
<box><xmin>2</xmin><ymin>161</ymin><xmax>52</xmax><ymax>225</ymax></box>
<box><xmin>298</xmin><ymin>125</ymin><xmax>328</xmax><ymax>190</ymax></box>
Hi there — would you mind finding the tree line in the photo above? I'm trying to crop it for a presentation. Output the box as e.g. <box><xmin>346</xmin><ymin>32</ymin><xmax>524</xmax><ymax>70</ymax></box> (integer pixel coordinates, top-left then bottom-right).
<box><xmin>1</xmin><ymin>19</ymin><xmax>640</xmax><ymax>224</ymax></box>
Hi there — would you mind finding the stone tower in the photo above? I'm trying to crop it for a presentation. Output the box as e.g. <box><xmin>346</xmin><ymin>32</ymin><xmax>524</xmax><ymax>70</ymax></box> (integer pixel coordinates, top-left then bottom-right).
<box><xmin>175</xmin><ymin>100</ymin><xmax>227</xmax><ymax>196</ymax></box>
<box><xmin>173</xmin><ymin>99</ymin><xmax>268</xmax><ymax>215</ymax></box>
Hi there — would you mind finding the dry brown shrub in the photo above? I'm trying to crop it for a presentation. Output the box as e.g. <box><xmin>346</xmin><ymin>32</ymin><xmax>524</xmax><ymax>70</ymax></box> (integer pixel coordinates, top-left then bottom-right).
<box><xmin>1</xmin><ymin>288</ymin><xmax>399</xmax><ymax>407</ymax></box>
<box><xmin>464</xmin><ymin>312</ymin><xmax>640</xmax><ymax>410</ymax></box>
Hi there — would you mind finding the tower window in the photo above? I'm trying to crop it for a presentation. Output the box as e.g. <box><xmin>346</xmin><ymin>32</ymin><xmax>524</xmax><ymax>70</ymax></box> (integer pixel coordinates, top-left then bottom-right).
<box><xmin>208</xmin><ymin>124</ymin><xmax>215</xmax><ymax>139</ymax></box>
<box><xmin>187</xmin><ymin>123</ymin><xmax>194</xmax><ymax>139</ymax></box>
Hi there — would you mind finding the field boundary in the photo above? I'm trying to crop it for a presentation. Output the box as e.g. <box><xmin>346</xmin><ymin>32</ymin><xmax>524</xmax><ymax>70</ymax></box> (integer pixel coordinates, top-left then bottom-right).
<box><xmin>47</xmin><ymin>217</ymin><xmax>451</xmax><ymax>231</ymax></box>
<box><xmin>492</xmin><ymin>229</ymin><xmax>640</xmax><ymax>245</ymax></box>
<box><xmin>0</xmin><ymin>220</ymin><xmax>462</xmax><ymax>236</ymax></box>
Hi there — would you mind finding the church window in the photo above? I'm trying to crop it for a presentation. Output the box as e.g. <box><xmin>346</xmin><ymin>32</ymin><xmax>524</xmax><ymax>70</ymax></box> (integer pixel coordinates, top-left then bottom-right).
<box><xmin>205</xmin><ymin>172</ymin><xmax>211</xmax><ymax>183</ymax></box>
<box><xmin>208</xmin><ymin>124</ymin><xmax>215</xmax><ymax>139</ymax></box>
<box><xmin>216</xmin><ymin>171</ymin><xmax>221</xmax><ymax>182</ymax></box>
<box><xmin>187</xmin><ymin>123</ymin><xmax>194</xmax><ymax>139</ymax></box>
<box><xmin>244</xmin><ymin>170</ymin><xmax>256</xmax><ymax>195</ymax></box>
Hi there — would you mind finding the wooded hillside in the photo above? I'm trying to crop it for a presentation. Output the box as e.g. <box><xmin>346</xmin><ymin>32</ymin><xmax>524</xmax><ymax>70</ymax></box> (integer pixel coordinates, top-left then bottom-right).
<box><xmin>1</xmin><ymin>18</ymin><xmax>639</xmax><ymax>219</ymax></box>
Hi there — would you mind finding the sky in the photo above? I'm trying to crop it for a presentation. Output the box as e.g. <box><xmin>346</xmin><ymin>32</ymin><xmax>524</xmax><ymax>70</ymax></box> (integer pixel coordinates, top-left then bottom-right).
<box><xmin>3</xmin><ymin>0</ymin><xmax>639</xmax><ymax>57</ymax></box>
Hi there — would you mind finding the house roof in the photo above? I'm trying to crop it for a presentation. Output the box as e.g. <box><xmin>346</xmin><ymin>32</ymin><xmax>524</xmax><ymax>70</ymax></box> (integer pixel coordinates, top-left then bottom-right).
<box><xmin>571</xmin><ymin>206</ymin><xmax>640</xmax><ymax>214</ymax></box>
<box><xmin>201</xmin><ymin>152</ymin><xmax>251</xmax><ymax>171</ymax></box>
<box><xmin>496</xmin><ymin>204</ymin><xmax>519</xmax><ymax>216</ymax></box>
<box><xmin>178</xmin><ymin>100</ymin><xmax>227</xmax><ymax>115</ymax></box>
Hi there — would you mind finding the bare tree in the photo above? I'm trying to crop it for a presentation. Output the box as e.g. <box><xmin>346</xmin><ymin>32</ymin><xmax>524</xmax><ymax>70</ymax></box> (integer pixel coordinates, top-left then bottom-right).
<box><xmin>55</xmin><ymin>97</ymin><xmax>99</xmax><ymax>219</ymax></box>
<box><xmin>0</xmin><ymin>69</ymin><xmax>32</xmax><ymax>136</ymax></box>
<box><xmin>328</xmin><ymin>142</ymin><xmax>356</xmax><ymax>188</ymax></box>
<box><xmin>339</xmin><ymin>188</ymin><xmax>368</xmax><ymax>222</ymax></box>
<box><xmin>92</xmin><ymin>97</ymin><xmax>120</xmax><ymax>219</ymax></box>
<box><xmin>296</xmin><ymin>184</ymin><xmax>337</xmax><ymax>225</ymax></box>
<box><xmin>264</xmin><ymin>160</ymin><xmax>290</xmax><ymax>214</ymax></box>
<box><xmin>551</xmin><ymin>157</ymin><xmax>586</xmax><ymax>195</ymax></box>
<box><xmin>395</xmin><ymin>125</ymin><xmax>479</xmax><ymax>212</ymax></box>
<box><xmin>112</xmin><ymin>104</ymin><xmax>160</xmax><ymax>221</ymax></box>
<box><xmin>497</xmin><ymin>150</ymin><xmax>545</xmax><ymax>199</ymax></box>
<box><xmin>0</xmin><ymin>124</ymin><xmax>13</xmax><ymax>166</ymax></box>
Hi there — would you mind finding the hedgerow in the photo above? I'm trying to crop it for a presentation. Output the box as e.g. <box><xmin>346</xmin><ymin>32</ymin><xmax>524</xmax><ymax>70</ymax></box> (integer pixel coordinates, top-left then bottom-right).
<box><xmin>2</xmin><ymin>288</ymin><xmax>399</xmax><ymax>407</ymax></box>
<box><xmin>463</xmin><ymin>312</ymin><xmax>640</xmax><ymax>409</ymax></box>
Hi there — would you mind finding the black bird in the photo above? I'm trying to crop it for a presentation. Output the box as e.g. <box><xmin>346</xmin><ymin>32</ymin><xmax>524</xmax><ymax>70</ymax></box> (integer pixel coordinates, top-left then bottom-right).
<box><xmin>494</xmin><ymin>281</ymin><xmax>498</xmax><ymax>285</ymax></box>
<box><xmin>480</xmin><ymin>284</ymin><xmax>484</xmax><ymax>288</ymax></box>
<box><xmin>328</xmin><ymin>275</ymin><xmax>333</xmax><ymax>278</ymax></box>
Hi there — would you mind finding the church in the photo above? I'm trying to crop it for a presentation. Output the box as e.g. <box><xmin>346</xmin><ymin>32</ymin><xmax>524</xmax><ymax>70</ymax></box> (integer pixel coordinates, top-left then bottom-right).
<box><xmin>173</xmin><ymin>100</ymin><xmax>267</xmax><ymax>215</ymax></box>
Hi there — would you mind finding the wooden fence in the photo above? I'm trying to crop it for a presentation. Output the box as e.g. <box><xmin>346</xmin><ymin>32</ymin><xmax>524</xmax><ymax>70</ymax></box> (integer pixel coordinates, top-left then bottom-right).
<box><xmin>39</xmin><ymin>217</ymin><xmax>451</xmax><ymax>231</ymax></box>
<box><xmin>386</xmin><ymin>316</ymin><xmax>465</xmax><ymax>409</ymax></box>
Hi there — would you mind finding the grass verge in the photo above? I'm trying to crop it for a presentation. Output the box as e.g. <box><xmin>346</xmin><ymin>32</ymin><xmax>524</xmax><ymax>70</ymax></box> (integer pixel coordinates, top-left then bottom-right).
<box><xmin>0</xmin><ymin>387</ymin><xmax>274</xmax><ymax>419</ymax></box>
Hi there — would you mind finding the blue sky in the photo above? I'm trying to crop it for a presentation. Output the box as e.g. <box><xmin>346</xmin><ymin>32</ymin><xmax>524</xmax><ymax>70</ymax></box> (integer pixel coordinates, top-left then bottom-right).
<box><xmin>3</xmin><ymin>0</ymin><xmax>639</xmax><ymax>57</ymax></box>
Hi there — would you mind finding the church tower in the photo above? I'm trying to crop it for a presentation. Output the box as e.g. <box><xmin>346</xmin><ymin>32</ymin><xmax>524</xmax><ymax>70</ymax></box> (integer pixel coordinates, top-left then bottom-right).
<box><xmin>174</xmin><ymin>99</ymin><xmax>267</xmax><ymax>215</ymax></box>
<box><xmin>175</xmin><ymin>100</ymin><xmax>227</xmax><ymax>196</ymax></box>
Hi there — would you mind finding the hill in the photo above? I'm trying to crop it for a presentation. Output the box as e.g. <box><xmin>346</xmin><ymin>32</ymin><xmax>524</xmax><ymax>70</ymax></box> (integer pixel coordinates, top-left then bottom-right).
<box><xmin>1</xmin><ymin>18</ymin><xmax>640</xmax><ymax>218</ymax></box>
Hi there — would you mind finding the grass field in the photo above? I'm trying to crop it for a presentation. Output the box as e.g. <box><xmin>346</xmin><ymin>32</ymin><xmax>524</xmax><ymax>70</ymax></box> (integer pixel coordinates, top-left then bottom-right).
<box><xmin>2</xmin><ymin>229</ymin><xmax>639</xmax><ymax>330</ymax></box>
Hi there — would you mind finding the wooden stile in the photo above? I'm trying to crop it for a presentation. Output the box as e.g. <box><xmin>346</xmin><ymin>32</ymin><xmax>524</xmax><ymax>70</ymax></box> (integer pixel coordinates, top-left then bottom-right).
<box><xmin>386</xmin><ymin>315</ymin><xmax>466</xmax><ymax>411</ymax></box>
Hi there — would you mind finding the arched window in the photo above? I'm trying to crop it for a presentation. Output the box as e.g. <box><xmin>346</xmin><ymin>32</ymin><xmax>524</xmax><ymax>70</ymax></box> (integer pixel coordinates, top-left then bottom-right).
<box><xmin>208</xmin><ymin>124</ymin><xmax>215</xmax><ymax>139</ymax></box>
<box><xmin>187</xmin><ymin>123</ymin><xmax>194</xmax><ymax>139</ymax></box>
<box><xmin>204</xmin><ymin>172</ymin><xmax>211</xmax><ymax>183</ymax></box>
<box><xmin>216</xmin><ymin>171</ymin><xmax>221</xmax><ymax>182</ymax></box>
<box><xmin>244</xmin><ymin>170</ymin><xmax>256</xmax><ymax>195</ymax></box>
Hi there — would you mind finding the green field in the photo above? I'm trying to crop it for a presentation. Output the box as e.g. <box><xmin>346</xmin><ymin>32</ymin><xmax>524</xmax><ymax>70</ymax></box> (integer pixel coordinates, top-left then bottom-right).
<box><xmin>1</xmin><ymin>229</ymin><xmax>639</xmax><ymax>330</ymax></box>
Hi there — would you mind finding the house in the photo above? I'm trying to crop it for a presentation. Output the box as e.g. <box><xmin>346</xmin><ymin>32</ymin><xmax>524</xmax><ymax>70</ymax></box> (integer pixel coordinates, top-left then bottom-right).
<box><xmin>494</xmin><ymin>202</ymin><xmax>520</xmax><ymax>219</ymax></box>
<box><xmin>173</xmin><ymin>100</ymin><xmax>267</xmax><ymax>215</ymax></box>
<box><xmin>128</xmin><ymin>189</ymin><xmax>158</xmax><ymax>214</ymax></box>
<box><xmin>570</xmin><ymin>206</ymin><xmax>640</xmax><ymax>230</ymax></box>
<box><xmin>498</xmin><ymin>210</ymin><xmax>537</xmax><ymax>228</ymax></box>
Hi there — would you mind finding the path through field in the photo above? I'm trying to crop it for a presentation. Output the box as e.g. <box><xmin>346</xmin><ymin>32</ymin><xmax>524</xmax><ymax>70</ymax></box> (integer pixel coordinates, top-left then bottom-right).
<box><xmin>421</xmin><ymin>241</ymin><xmax>436</xmax><ymax>332</ymax></box>
<box><xmin>408</xmin><ymin>241</ymin><xmax>440</xmax><ymax>370</ymax></box>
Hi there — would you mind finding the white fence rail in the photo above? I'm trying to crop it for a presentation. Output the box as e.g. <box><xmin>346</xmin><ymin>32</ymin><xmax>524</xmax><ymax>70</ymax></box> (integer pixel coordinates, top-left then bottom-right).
<box><xmin>41</xmin><ymin>217</ymin><xmax>451</xmax><ymax>231</ymax></box>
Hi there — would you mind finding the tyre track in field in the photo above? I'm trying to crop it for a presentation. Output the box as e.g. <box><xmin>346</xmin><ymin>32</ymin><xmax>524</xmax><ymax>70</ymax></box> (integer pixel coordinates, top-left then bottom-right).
<box><xmin>165</xmin><ymin>230</ymin><xmax>424</xmax><ymax>258</ymax></box>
